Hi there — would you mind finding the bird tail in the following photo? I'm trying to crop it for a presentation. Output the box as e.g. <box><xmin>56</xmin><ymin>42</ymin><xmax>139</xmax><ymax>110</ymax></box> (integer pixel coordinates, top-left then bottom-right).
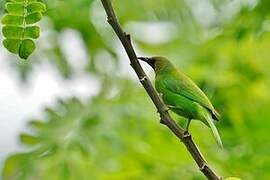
<box><xmin>204</xmin><ymin>112</ymin><xmax>223</xmax><ymax>148</ymax></box>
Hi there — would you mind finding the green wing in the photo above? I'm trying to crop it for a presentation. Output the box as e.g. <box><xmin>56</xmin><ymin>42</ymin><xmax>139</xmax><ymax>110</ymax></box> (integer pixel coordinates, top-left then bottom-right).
<box><xmin>163</xmin><ymin>70</ymin><xmax>220</xmax><ymax>120</ymax></box>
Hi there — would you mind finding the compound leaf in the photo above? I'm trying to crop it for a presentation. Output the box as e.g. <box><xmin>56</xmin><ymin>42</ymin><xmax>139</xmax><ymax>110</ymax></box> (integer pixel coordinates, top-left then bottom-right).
<box><xmin>1</xmin><ymin>0</ymin><xmax>46</xmax><ymax>59</ymax></box>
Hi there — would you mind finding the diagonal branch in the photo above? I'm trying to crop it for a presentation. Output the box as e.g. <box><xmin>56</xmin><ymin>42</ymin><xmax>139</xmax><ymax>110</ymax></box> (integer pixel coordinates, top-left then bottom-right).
<box><xmin>100</xmin><ymin>0</ymin><xmax>221</xmax><ymax>179</ymax></box>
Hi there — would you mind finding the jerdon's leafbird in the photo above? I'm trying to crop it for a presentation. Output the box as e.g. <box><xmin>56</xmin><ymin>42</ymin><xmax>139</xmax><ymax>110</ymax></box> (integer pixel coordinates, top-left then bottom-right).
<box><xmin>138</xmin><ymin>56</ymin><xmax>223</xmax><ymax>148</ymax></box>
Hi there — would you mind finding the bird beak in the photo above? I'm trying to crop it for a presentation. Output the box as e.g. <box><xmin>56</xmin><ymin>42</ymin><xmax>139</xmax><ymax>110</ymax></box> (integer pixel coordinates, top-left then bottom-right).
<box><xmin>138</xmin><ymin>57</ymin><xmax>155</xmax><ymax>69</ymax></box>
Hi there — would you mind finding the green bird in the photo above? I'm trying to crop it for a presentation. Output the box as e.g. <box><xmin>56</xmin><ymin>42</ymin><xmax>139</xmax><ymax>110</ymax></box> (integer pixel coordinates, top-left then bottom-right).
<box><xmin>138</xmin><ymin>56</ymin><xmax>223</xmax><ymax>148</ymax></box>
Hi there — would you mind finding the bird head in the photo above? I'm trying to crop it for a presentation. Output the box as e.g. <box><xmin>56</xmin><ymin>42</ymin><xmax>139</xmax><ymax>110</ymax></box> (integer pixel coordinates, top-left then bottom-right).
<box><xmin>137</xmin><ymin>57</ymin><xmax>156</xmax><ymax>69</ymax></box>
<box><xmin>138</xmin><ymin>56</ymin><xmax>170</xmax><ymax>72</ymax></box>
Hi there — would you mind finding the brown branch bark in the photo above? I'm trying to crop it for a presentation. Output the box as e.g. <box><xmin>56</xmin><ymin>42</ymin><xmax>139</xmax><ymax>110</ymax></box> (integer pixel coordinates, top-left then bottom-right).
<box><xmin>100</xmin><ymin>0</ymin><xmax>222</xmax><ymax>179</ymax></box>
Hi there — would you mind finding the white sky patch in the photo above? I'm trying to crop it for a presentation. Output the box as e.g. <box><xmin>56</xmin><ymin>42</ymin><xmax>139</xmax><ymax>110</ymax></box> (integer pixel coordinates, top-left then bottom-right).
<box><xmin>59</xmin><ymin>29</ymin><xmax>89</xmax><ymax>71</ymax></box>
<box><xmin>125</xmin><ymin>21</ymin><xmax>178</xmax><ymax>45</ymax></box>
<box><xmin>186</xmin><ymin>0</ymin><xmax>217</xmax><ymax>28</ymax></box>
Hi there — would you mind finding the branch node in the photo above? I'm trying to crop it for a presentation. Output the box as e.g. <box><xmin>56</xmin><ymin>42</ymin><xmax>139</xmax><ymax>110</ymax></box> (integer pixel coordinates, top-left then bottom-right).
<box><xmin>160</xmin><ymin>118</ymin><xmax>166</xmax><ymax>125</ymax></box>
<box><xmin>107</xmin><ymin>16</ymin><xmax>114</xmax><ymax>23</ymax></box>
<box><xmin>183</xmin><ymin>130</ymin><xmax>191</xmax><ymax>139</ymax></box>
<box><xmin>125</xmin><ymin>33</ymin><xmax>131</xmax><ymax>41</ymax></box>
<box><xmin>139</xmin><ymin>76</ymin><xmax>147</xmax><ymax>82</ymax></box>
<box><xmin>199</xmin><ymin>162</ymin><xmax>207</xmax><ymax>171</ymax></box>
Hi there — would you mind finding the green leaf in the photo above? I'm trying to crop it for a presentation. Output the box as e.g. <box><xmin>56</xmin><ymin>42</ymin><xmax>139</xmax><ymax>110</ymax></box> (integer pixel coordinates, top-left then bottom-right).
<box><xmin>27</xmin><ymin>2</ymin><xmax>46</xmax><ymax>14</ymax></box>
<box><xmin>20</xmin><ymin>133</ymin><xmax>40</xmax><ymax>145</ymax></box>
<box><xmin>2</xmin><ymin>26</ymin><xmax>23</xmax><ymax>38</ymax></box>
<box><xmin>2</xmin><ymin>154</ymin><xmax>28</xmax><ymax>180</ymax></box>
<box><xmin>25</xmin><ymin>26</ymin><xmax>40</xmax><ymax>39</ymax></box>
<box><xmin>25</xmin><ymin>12</ymin><xmax>42</xmax><ymax>24</ymax></box>
<box><xmin>45</xmin><ymin>108</ymin><xmax>62</xmax><ymax>120</ymax></box>
<box><xmin>3</xmin><ymin>39</ymin><xmax>21</xmax><ymax>54</ymax></box>
<box><xmin>28</xmin><ymin>120</ymin><xmax>46</xmax><ymax>130</ymax></box>
<box><xmin>5</xmin><ymin>3</ymin><xmax>24</xmax><ymax>15</ymax></box>
<box><xmin>19</xmin><ymin>39</ymin><xmax>35</xmax><ymax>59</ymax></box>
<box><xmin>1</xmin><ymin>14</ymin><xmax>24</xmax><ymax>25</ymax></box>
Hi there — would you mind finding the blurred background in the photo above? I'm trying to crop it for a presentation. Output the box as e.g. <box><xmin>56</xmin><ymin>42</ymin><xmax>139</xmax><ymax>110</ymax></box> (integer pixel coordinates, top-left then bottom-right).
<box><xmin>0</xmin><ymin>0</ymin><xmax>270</xmax><ymax>179</ymax></box>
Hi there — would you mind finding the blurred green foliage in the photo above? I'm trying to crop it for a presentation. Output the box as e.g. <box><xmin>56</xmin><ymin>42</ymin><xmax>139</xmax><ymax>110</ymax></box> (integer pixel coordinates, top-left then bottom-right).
<box><xmin>1</xmin><ymin>0</ymin><xmax>270</xmax><ymax>179</ymax></box>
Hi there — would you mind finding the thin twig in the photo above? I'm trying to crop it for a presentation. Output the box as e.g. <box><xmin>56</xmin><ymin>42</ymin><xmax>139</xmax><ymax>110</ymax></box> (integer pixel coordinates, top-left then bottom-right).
<box><xmin>100</xmin><ymin>0</ymin><xmax>221</xmax><ymax>179</ymax></box>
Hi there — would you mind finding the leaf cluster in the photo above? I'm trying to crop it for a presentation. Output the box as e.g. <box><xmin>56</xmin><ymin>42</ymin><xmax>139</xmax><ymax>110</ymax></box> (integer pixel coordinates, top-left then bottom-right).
<box><xmin>1</xmin><ymin>0</ymin><xmax>46</xmax><ymax>59</ymax></box>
